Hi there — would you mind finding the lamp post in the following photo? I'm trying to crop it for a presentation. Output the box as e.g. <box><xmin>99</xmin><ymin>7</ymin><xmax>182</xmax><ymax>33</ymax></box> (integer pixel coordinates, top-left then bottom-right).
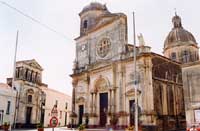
<box><xmin>11</xmin><ymin>31</ymin><xmax>19</xmax><ymax>131</ymax></box>
<box><xmin>132</xmin><ymin>12</ymin><xmax>138</xmax><ymax>131</ymax></box>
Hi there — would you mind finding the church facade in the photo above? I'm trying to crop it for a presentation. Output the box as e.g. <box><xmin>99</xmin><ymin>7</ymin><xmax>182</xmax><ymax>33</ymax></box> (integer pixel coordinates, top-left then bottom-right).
<box><xmin>70</xmin><ymin>2</ymin><xmax>188</xmax><ymax>131</ymax></box>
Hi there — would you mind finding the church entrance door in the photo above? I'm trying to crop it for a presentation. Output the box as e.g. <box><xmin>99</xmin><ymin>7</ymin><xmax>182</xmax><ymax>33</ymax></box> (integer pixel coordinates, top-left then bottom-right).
<box><xmin>129</xmin><ymin>100</ymin><xmax>135</xmax><ymax>126</ymax></box>
<box><xmin>78</xmin><ymin>105</ymin><xmax>84</xmax><ymax>125</ymax></box>
<box><xmin>99</xmin><ymin>93</ymin><xmax>108</xmax><ymax>126</ymax></box>
<box><xmin>26</xmin><ymin>107</ymin><xmax>32</xmax><ymax>124</ymax></box>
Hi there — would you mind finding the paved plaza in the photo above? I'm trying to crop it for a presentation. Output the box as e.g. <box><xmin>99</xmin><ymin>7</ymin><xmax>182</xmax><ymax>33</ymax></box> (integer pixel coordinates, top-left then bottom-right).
<box><xmin>0</xmin><ymin>128</ymin><xmax>187</xmax><ymax>131</ymax></box>
<box><xmin>0</xmin><ymin>127</ymin><xmax>127</xmax><ymax>131</ymax></box>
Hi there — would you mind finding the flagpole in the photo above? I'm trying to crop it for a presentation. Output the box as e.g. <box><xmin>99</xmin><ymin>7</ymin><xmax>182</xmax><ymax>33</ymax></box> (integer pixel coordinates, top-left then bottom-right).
<box><xmin>12</xmin><ymin>30</ymin><xmax>19</xmax><ymax>131</ymax></box>
<box><xmin>133</xmin><ymin>12</ymin><xmax>138</xmax><ymax>131</ymax></box>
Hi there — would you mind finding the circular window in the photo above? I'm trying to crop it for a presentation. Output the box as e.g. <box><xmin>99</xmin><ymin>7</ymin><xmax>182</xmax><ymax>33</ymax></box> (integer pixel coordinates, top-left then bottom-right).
<box><xmin>97</xmin><ymin>38</ymin><xmax>111</xmax><ymax>58</ymax></box>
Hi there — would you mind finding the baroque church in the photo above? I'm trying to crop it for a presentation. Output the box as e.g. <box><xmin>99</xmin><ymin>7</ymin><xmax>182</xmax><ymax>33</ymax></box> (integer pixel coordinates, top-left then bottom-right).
<box><xmin>70</xmin><ymin>2</ymin><xmax>199</xmax><ymax>131</ymax></box>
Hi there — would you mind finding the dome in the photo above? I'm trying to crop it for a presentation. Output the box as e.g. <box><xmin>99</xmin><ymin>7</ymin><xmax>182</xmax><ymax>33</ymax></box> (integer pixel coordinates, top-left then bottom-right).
<box><xmin>80</xmin><ymin>2</ymin><xmax>108</xmax><ymax>15</ymax></box>
<box><xmin>164</xmin><ymin>14</ymin><xmax>197</xmax><ymax>49</ymax></box>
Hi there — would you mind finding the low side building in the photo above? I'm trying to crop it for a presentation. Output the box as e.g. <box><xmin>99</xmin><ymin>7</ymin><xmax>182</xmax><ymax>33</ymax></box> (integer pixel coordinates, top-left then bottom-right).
<box><xmin>8</xmin><ymin>59</ymin><xmax>45</xmax><ymax>128</ymax></box>
<box><xmin>0</xmin><ymin>83</ymin><xmax>16</xmax><ymax>128</ymax></box>
<box><xmin>6</xmin><ymin>59</ymin><xmax>71</xmax><ymax>129</ymax></box>
<box><xmin>41</xmin><ymin>86</ymin><xmax>71</xmax><ymax>127</ymax></box>
<box><xmin>182</xmin><ymin>61</ymin><xmax>200</xmax><ymax>127</ymax></box>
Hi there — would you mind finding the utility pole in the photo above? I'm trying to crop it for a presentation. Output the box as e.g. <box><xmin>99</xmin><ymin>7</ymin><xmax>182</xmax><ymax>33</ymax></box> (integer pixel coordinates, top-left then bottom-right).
<box><xmin>12</xmin><ymin>31</ymin><xmax>19</xmax><ymax>130</ymax></box>
<box><xmin>133</xmin><ymin>12</ymin><xmax>138</xmax><ymax>131</ymax></box>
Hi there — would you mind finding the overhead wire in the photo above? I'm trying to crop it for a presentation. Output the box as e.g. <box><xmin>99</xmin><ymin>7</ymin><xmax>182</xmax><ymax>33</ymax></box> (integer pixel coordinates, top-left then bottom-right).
<box><xmin>0</xmin><ymin>1</ymin><xmax>73</xmax><ymax>41</ymax></box>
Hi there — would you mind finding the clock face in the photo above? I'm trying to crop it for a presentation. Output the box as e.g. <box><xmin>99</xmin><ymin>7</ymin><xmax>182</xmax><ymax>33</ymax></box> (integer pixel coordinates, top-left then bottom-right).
<box><xmin>97</xmin><ymin>38</ymin><xmax>111</xmax><ymax>58</ymax></box>
<box><xmin>79</xmin><ymin>44</ymin><xmax>87</xmax><ymax>58</ymax></box>
<box><xmin>81</xmin><ymin>44</ymin><xmax>86</xmax><ymax>51</ymax></box>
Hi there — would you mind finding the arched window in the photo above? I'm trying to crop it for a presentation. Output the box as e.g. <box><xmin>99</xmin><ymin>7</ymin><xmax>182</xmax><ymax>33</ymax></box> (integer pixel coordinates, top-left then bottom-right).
<box><xmin>83</xmin><ymin>20</ymin><xmax>88</xmax><ymax>29</ymax></box>
<box><xmin>171</xmin><ymin>52</ymin><xmax>176</xmax><ymax>61</ymax></box>
<box><xmin>182</xmin><ymin>50</ymin><xmax>189</xmax><ymax>63</ymax></box>
<box><xmin>28</xmin><ymin>95</ymin><xmax>32</xmax><ymax>103</ymax></box>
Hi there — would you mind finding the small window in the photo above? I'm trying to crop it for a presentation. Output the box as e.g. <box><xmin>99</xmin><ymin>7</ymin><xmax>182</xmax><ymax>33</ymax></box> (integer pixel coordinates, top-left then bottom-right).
<box><xmin>83</xmin><ymin>20</ymin><xmax>88</xmax><ymax>29</ymax></box>
<box><xmin>6</xmin><ymin>101</ymin><xmax>11</xmax><ymax>114</ymax></box>
<box><xmin>55</xmin><ymin>100</ymin><xmax>58</xmax><ymax>107</ymax></box>
<box><xmin>183</xmin><ymin>50</ymin><xmax>189</xmax><ymax>63</ymax></box>
<box><xmin>28</xmin><ymin>95</ymin><xmax>32</xmax><ymax>103</ymax></box>
<box><xmin>171</xmin><ymin>52</ymin><xmax>176</xmax><ymax>60</ymax></box>
<box><xmin>65</xmin><ymin>102</ymin><xmax>68</xmax><ymax>109</ymax></box>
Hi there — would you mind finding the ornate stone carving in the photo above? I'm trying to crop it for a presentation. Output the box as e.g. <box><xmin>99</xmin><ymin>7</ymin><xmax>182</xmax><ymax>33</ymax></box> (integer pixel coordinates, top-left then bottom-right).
<box><xmin>95</xmin><ymin>77</ymin><xmax>109</xmax><ymax>92</ymax></box>
<box><xmin>76</xmin><ymin>96</ymin><xmax>85</xmax><ymax>103</ymax></box>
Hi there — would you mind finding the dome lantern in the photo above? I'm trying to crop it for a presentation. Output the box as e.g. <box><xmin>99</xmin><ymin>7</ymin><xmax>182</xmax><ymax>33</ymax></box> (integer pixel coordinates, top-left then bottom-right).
<box><xmin>163</xmin><ymin>14</ymin><xmax>199</xmax><ymax>63</ymax></box>
<box><xmin>172</xmin><ymin>13</ymin><xmax>182</xmax><ymax>28</ymax></box>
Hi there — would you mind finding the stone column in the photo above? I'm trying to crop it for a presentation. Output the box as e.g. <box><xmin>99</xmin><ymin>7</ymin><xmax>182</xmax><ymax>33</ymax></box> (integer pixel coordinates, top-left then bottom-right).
<box><xmin>113</xmin><ymin>89</ymin><xmax>116</xmax><ymax>112</ymax></box>
<box><xmin>92</xmin><ymin>93</ymin><xmax>96</xmax><ymax>114</ymax></box>
<box><xmin>91</xmin><ymin>93</ymin><xmax>94</xmax><ymax>113</ymax></box>
<box><xmin>71</xmin><ymin>79</ymin><xmax>77</xmax><ymax>115</ymax></box>
<box><xmin>19</xmin><ymin>67</ymin><xmax>23</xmax><ymax>79</ymax></box>
<box><xmin>94</xmin><ymin>93</ymin><xmax>97</xmax><ymax>113</ymax></box>
<box><xmin>111</xmin><ymin>89</ymin><xmax>115</xmax><ymax>113</ymax></box>
<box><xmin>109</xmin><ymin>89</ymin><xmax>112</xmax><ymax>113</ymax></box>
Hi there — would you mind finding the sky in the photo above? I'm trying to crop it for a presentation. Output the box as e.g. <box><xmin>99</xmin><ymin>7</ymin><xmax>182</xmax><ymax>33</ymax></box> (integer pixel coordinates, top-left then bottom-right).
<box><xmin>1</xmin><ymin>0</ymin><xmax>200</xmax><ymax>96</ymax></box>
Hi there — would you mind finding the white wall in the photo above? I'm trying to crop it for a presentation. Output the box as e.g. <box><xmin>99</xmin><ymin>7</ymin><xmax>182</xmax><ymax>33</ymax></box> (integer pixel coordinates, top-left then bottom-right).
<box><xmin>41</xmin><ymin>87</ymin><xmax>71</xmax><ymax>127</ymax></box>
<box><xmin>0</xmin><ymin>84</ymin><xmax>16</xmax><ymax>126</ymax></box>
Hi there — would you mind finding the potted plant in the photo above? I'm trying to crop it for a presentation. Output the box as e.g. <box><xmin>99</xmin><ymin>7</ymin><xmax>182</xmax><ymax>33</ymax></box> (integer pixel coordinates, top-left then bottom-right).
<box><xmin>37</xmin><ymin>123</ymin><xmax>44</xmax><ymax>131</ymax></box>
<box><xmin>110</xmin><ymin>113</ymin><xmax>118</xmax><ymax>129</ymax></box>
<box><xmin>3</xmin><ymin>122</ymin><xmax>10</xmax><ymax>131</ymax></box>
<box><xmin>125</xmin><ymin>125</ymin><xmax>143</xmax><ymax>131</ymax></box>
<box><xmin>84</xmin><ymin>114</ymin><xmax>89</xmax><ymax>128</ymax></box>
<box><xmin>78</xmin><ymin>124</ymin><xmax>85</xmax><ymax>131</ymax></box>
<box><xmin>126</xmin><ymin>125</ymin><xmax>134</xmax><ymax>131</ymax></box>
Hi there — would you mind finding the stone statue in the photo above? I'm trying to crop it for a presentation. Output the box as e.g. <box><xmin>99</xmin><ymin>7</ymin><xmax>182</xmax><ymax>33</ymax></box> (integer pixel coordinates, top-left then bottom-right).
<box><xmin>137</xmin><ymin>33</ymin><xmax>145</xmax><ymax>46</ymax></box>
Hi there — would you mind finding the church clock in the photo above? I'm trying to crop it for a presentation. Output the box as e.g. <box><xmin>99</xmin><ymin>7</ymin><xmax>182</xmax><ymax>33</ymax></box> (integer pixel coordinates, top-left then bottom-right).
<box><xmin>97</xmin><ymin>38</ymin><xmax>111</xmax><ymax>58</ymax></box>
<box><xmin>79</xmin><ymin>44</ymin><xmax>88</xmax><ymax>58</ymax></box>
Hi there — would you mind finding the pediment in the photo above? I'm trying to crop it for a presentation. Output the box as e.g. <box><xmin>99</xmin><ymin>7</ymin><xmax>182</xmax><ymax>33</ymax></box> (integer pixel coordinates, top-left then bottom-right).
<box><xmin>126</xmin><ymin>88</ymin><xmax>141</xmax><ymax>96</ymax></box>
<box><xmin>126</xmin><ymin>88</ymin><xmax>135</xmax><ymax>96</ymax></box>
<box><xmin>76</xmin><ymin>96</ymin><xmax>85</xmax><ymax>103</ymax></box>
<box><xmin>95</xmin><ymin>16</ymin><xmax>116</xmax><ymax>28</ymax></box>
<box><xmin>90</xmin><ymin>60</ymin><xmax>112</xmax><ymax>70</ymax></box>
<box><xmin>25</xmin><ymin>59</ymin><xmax>43</xmax><ymax>71</ymax></box>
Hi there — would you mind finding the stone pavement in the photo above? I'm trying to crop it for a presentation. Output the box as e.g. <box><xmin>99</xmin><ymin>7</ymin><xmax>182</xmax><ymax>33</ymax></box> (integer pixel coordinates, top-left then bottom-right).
<box><xmin>0</xmin><ymin>127</ymin><xmax>186</xmax><ymax>131</ymax></box>
<box><xmin>0</xmin><ymin>127</ymin><xmax>126</xmax><ymax>131</ymax></box>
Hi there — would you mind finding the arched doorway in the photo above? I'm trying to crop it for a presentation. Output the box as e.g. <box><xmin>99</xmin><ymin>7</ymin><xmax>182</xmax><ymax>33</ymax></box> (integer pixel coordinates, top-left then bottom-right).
<box><xmin>94</xmin><ymin>76</ymin><xmax>110</xmax><ymax>127</ymax></box>
<box><xmin>129</xmin><ymin>100</ymin><xmax>135</xmax><ymax>126</ymax></box>
<box><xmin>99</xmin><ymin>93</ymin><xmax>108</xmax><ymax>126</ymax></box>
<box><xmin>26</xmin><ymin>106</ymin><xmax>32</xmax><ymax>124</ymax></box>
<box><xmin>78</xmin><ymin>105</ymin><xmax>84</xmax><ymax>125</ymax></box>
